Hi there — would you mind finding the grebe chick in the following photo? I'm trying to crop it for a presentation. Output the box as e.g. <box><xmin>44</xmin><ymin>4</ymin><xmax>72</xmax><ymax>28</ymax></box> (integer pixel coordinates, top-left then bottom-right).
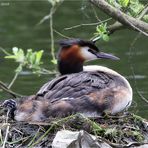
<box><xmin>3</xmin><ymin>39</ymin><xmax>132</xmax><ymax>122</ymax></box>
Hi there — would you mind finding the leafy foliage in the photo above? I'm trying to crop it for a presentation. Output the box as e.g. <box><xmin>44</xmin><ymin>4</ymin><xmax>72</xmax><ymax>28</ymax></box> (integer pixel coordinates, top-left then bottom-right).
<box><xmin>128</xmin><ymin>0</ymin><xmax>144</xmax><ymax>17</ymax></box>
<box><xmin>5</xmin><ymin>47</ymin><xmax>44</xmax><ymax>74</ymax></box>
<box><xmin>107</xmin><ymin>0</ymin><xmax>145</xmax><ymax>17</ymax></box>
<box><xmin>93</xmin><ymin>23</ymin><xmax>110</xmax><ymax>42</ymax></box>
<box><xmin>143</xmin><ymin>15</ymin><xmax>148</xmax><ymax>22</ymax></box>
<box><xmin>92</xmin><ymin>0</ymin><xmax>147</xmax><ymax>41</ymax></box>
<box><xmin>118</xmin><ymin>0</ymin><xmax>129</xmax><ymax>8</ymax></box>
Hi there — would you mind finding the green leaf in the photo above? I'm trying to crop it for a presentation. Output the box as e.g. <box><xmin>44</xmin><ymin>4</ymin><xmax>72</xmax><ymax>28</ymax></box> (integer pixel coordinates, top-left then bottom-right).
<box><xmin>51</xmin><ymin>59</ymin><xmax>57</xmax><ymax>65</ymax></box>
<box><xmin>143</xmin><ymin>14</ymin><xmax>148</xmax><ymax>22</ymax></box>
<box><xmin>102</xmin><ymin>34</ymin><xmax>109</xmax><ymax>42</ymax></box>
<box><xmin>4</xmin><ymin>47</ymin><xmax>45</xmax><ymax>75</ymax></box>
<box><xmin>129</xmin><ymin>0</ymin><xmax>144</xmax><ymax>17</ymax></box>
<box><xmin>107</xmin><ymin>0</ymin><xmax>121</xmax><ymax>9</ymax></box>
<box><xmin>12</xmin><ymin>47</ymin><xmax>19</xmax><ymax>55</ymax></box>
<box><xmin>5</xmin><ymin>48</ymin><xmax>25</xmax><ymax>63</ymax></box>
<box><xmin>119</xmin><ymin>0</ymin><xmax>129</xmax><ymax>7</ymax></box>
<box><xmin>16</xmin><ymin>49</ymin><xmax>25</xmax><ymax>63</ymax></box>
<box><xmin>26</xmin><ymin>49</ymin><xmax>33</xmax><ymax>60</ymax></box>
<box><xmin>15</xmin><ymin>64</ymin><xmax>23</xmax><ymax>73</ymax></box>
<box><xmin>35</xmin><ymin>50</ymin><xmax>44</xmax><ymax>65</ymax></box>
<box><xmin>30</xmin><ymin>52</ymin><xmax>36</xmax><ymax>65</ymax></box>
<box><xmin>5</xmin><ymin>55</ymin><xmax>16</xmax><ymax>59</ymax></box>
<box><xmin>94</xmin><ymin>23</ymin><xmax>109</xmax><ymax>42</ymax></box>
<box><xmin>97</xmin><ymin>23</ymin><xmax>107</xmax><ymax>34</ymax></box>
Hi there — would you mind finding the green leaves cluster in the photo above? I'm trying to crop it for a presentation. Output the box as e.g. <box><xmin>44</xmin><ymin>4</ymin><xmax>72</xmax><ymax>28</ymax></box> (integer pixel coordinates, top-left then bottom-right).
<box><xmin>143</xmin><ymin>15</ymin><xmax>148</xmax><ymax>22</ymax></box>
<box><xmin>93</xmin><ymin>23</ymin><xmax>110</xmax><ymax>42</ymax></box>
<box><xmin>118</xmin><ymin>0</ymin><xmax>129</xmax><ymax>8</ymax></box>
<box><xmin>128</xmin><ymin>0</ymin><xmax>144</xmax><ymax>17</ymax></box>
<box><xmin>5</xmin><ymin>47</ymin><xmax>44</xmax><ymax>74</ymax></box>
<box><xmin>107</xmin><ymin>0</ymin><xmax>145</xmax><ymax>18</ymax></box>
<box><xmin>107</xmin><ymin>0</ymin><xmax>129</xmax><ymax>8</ymax></box>
<box><xmin>93</xmin><ymin>0</ymin><xmax>147</xmax><ymax>42</ymax></box>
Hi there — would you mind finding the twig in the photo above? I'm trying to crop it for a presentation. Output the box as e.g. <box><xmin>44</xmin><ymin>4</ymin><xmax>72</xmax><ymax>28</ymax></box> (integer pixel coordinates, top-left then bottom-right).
<box><xmin>0</xmin><ymin>129</ymin><xmax>3</xmax><ymax>144</ymax></box>
<box><xmin>37</xmin><ymin>0</ymin><xmax>63</xmax><ymax>26</ymax></box>
<box><xmin>53</xmin><ymin>29</ymin><xmax>71</xmax><ymax>39</ymax></box>
<box><xmin>28</xmin><ymin>127</ymin><xmax>41</xmax><ymax>147</ymax></box>
<box><xmin>64</xmin><ymin>18</ymin><xmax>112</xmax><ymax>30</ymax></box>
<box><xmin>7</xmin><ymin>136</ymin><xmax>32</xmax><ymax>145</ymax></box>
<box><xmin>37</xmin><ymin>13</ymin><xmax>52</xmax><ymax>26</ymax></box>
<box><xmin>8</xmin><ymin>71</ymin><xmax>19</xmax><ymax>89</ymax></box>
<box><xmin>30</xmin><ymin>124</ymin><xmax>54</xmax><ymax>147</ymax></box>
<box><xmin>37</xmin><ymin>1</ymin><xmax>63</xmax><ymax>64</ymax></box>
<box><xmin>125</xmin><ymin>18</ymin><xmax>148</xmax><ymax>36</ymax></box>
<box><xmin>50</xmin><ymin>6</ymin><xmax>56</xmax><ymax>63</ymax></box>
<box><xmin>29</xmin><ymin>114</ymin><xmax>81</xmax><ymax>147</ymax></box>
<box><xmin>2</xmin><ymin>125</ymin><xmax>10</xmax><ymax>148</ymax></box>
<box><xmin>40</xmin><ymin>68</ymin><xmax>57</xmax><ymax>75</ymax></box>
<box><xmin>137</xmin><ymin>91</ymin><xmax>148</xmax><ymax>104</ymax></box>
<box><xmin>108</xmin><ymin>2</ymin><xmax>148</xmax><ymax>35</ymax></box>
<box><xmin>91</xmin><ymin>3</ymin><xmax>101</xmax><ymax>21</ymax></box>
<box><xmin>2</xmin><ymin>110</ymin><xmax>10</xmax><ymax>148</ymax></box>
<box><xmin>0</xmin><ymin>81</ymin><xmax>23</xmax><ymax>98</ymax></box>
<box><xmin>37</xmin><ymin>8</ymin><xmax>56</xmax><ymax>26</ymax></box>
<box><xmin>138</xmin><ymin>3</ymin><xmax>148</xmax><ymax>19</ymax></box>
<box><xmin>0</xmin><ymin>47</ymin><xmax>11</xmax><ymax>56</ymax></box>
<box><xmin>108</xmin><ymin>4</ymin><xmax>148</xmax><ymax>35</ymax></box>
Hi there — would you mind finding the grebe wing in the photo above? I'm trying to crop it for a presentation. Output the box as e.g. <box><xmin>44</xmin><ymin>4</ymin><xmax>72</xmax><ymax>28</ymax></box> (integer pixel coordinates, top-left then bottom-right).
<box><xmin>36</xmin><ymin>71</ymin><xmax>114</xmax><ymax>102</ymax></box>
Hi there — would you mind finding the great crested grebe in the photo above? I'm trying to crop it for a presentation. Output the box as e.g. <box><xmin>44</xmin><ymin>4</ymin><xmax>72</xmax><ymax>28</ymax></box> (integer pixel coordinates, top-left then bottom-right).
<box><xmin>3</xmin><ymin>39</ymin><xmax>133</xmax><ymax>122</ymax></box>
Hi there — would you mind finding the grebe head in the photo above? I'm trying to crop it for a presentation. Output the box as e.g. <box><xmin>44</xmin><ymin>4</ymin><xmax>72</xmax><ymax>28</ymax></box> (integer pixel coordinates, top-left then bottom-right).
<box><xmin>58</xmin><ymin>39</ymin><xmax>119</xmax><ymax>75</ymax></box>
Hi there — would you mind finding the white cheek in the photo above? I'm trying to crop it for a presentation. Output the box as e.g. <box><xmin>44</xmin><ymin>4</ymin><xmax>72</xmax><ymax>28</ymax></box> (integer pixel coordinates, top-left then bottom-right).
<box><xmin>80</xmin><ymin>47</ymin><xmax>97</xmax><ymax>61</ymax></box>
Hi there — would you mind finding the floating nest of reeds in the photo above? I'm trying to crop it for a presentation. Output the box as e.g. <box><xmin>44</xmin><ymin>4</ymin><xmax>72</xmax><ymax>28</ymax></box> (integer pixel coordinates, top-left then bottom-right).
<box><xmin>0</xmin><ymin>109</ymin><xmax>147</xmax><ymax>148</ymax></box>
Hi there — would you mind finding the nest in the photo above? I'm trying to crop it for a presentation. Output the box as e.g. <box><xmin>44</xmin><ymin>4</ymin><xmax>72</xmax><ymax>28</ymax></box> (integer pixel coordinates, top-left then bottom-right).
<box><xmin>0</xmin><ymin>110</ymin><xmax>148</xmax><ymax>148</ymax></box>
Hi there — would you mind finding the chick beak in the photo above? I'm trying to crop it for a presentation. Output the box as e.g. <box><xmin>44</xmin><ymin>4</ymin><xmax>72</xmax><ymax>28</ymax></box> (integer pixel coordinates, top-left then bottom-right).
<box><xmin>96</xmin><ymin>52</ymin><xmax>120</xmax><ymax>60</ymax></box>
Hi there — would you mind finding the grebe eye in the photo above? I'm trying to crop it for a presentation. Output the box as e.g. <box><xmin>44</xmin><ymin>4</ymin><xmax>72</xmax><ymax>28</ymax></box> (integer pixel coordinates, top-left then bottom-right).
<box><xmin>88</xmin><ymin>49</ymin><xmax>94</xmax><ymax>54</ymax></box>
<box><xmin>88</xmin><ymin>49</ymin><xmax>92</xmax><ymax>52</ymax></box>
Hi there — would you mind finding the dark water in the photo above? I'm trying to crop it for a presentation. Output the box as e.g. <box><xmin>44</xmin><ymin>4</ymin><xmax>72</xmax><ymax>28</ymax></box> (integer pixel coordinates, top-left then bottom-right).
<box><xmin>0</xmin><ymin>1</ymin><xmax>147</xmax><ymax>118</ymax></box>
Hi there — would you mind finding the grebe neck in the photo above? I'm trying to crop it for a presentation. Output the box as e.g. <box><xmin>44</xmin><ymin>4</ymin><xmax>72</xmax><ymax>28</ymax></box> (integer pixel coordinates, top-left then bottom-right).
<box><xmin>58</xmin><ymin>59</ymin><xmax>83</xmax><ymax>75</ymax></box>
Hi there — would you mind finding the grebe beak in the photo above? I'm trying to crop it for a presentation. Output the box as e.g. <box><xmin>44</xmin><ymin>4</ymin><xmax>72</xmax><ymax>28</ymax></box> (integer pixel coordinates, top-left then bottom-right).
<box><xmin>96</xmin><ymin>52</ymin><xmax>120</xmax><ymax>60</ymax></box>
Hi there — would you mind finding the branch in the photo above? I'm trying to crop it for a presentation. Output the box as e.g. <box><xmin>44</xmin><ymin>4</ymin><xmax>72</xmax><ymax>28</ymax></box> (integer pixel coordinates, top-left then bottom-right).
<box><xmin>64</xmin><ymin>18</ymin><xmax>112</xmax><ymax>30</ymax></box>
<box><xmin>0</xmin><ymin>81</ymin><xmax>23</xmax><ymax>98</ymax></box>
<box><xmin>108</xmin><ymin>22</ymin><xmax>125</xmax><ymax>34</ymax></box>
<box><xmin>90</xmin><ymin>0</ymin><xmax>148</xmax><ymax>36</ymax></box>
<box><xmin>108</xmin><ymin>3</ymin><xmax>148</xmax><ymax>35</ymax></box>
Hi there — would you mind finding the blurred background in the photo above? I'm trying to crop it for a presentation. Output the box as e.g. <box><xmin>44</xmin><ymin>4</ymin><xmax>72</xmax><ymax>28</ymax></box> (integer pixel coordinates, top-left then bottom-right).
<box><xmin>0</xmin><ymin>1</ymin><xmax>147</xmax><ymax>118</ymax></box>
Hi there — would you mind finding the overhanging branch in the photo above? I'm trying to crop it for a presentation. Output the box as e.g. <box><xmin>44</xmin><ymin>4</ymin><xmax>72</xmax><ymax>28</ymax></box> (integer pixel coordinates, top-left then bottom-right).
<box><xmin>90</xmin><ymin>0</ymin><xmax>148</xmax><ymax>36</ymax></box>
